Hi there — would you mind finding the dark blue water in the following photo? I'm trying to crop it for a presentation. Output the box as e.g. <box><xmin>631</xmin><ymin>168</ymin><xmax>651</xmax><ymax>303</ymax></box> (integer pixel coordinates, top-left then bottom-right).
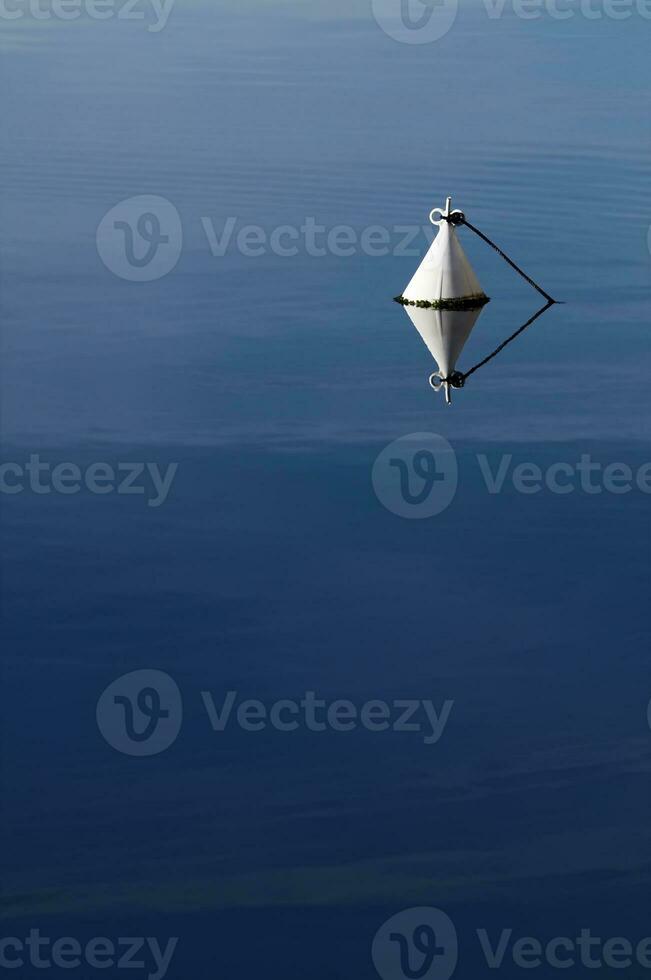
<box><xmin>2</xmin><ymin>2</ymin><xmax>650</xmax><ymax>978</ymax></box>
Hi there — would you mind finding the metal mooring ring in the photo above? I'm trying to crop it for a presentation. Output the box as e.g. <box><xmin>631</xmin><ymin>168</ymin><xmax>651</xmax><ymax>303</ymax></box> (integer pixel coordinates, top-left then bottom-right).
<box><xmin>429</xmin><ymin>208</ymin><xmax>465</xmax><ymax>227</ymax></box>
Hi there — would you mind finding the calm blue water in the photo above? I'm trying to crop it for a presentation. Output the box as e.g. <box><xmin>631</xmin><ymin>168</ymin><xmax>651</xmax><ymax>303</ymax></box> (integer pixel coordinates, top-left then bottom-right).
<box><xmin>2</xmin><ymin>2</ymin><xmax>651</xmax><ymax>978</ymax></box>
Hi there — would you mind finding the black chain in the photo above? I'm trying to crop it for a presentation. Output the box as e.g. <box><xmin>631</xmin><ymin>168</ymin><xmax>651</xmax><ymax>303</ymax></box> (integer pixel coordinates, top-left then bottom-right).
<box><xmin>442</xmin><ymin>212</ymin><xmax>556</xmax><ymax>304</ymax></box>
<box><xmin>460</xmin><ymin>300</ymin><xmax>555</xmax><ymax>382</ymax></box>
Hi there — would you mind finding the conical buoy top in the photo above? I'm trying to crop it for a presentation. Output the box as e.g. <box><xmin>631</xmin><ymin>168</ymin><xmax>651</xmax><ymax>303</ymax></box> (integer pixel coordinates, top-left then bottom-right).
<box><xmin>400</xmin><ymin>197</ymin><xmax>489</xmax><ymax>309</ymax></box>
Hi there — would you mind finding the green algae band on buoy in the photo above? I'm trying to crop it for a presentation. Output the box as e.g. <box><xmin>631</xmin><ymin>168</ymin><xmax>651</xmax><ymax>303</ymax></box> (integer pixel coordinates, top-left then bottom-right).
<box><xmin>397</xmin><ymin>197</ymin><xmax>489</xmax><ymax>311</ymax></box>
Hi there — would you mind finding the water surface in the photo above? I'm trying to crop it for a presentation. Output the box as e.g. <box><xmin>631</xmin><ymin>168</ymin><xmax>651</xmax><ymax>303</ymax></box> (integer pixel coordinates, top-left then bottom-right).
<box><xmin>2</xmin><ymin>2</ymin><xmax>650</xmax><ymax>977</ymax></box>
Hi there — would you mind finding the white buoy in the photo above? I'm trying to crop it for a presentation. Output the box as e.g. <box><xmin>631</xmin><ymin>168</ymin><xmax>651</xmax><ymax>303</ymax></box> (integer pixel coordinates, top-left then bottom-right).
<box><xmin>402</xmin><ymin>303</ymin><xmax>486</xmax><ymax>404</ymax></box>
<box><xmin>399</xmin><ymin>197</ymin><xmax>489</xmax><ymax>309</ymax></box>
